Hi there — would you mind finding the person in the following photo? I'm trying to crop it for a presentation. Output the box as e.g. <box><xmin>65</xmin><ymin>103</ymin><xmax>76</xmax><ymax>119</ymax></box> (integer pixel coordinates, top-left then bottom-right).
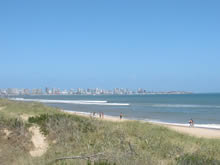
<box><xmin>93</xmin><ymin>112</ymin><xmax>96</xmax><ymax>118</ymax></box>
<box><xmin>102</xmin><ymin>112</ymin><xmax>104</xmax><ymax>118</ymax></box>
<box><xmin>188</xmin><ymin>119</ymin><xmax>192</xmax><ymax>127</ymax></box>
<box><xmin>191</xmin><ymin>119</ymin><xmax>194</xmax><ymax>127</ymax></box>
<box><xmin>99</xmin><ymin>112</ymin><xmax>102</xmax><ymax>118</ymax></box>
<box><xmin>189</xmin><ymin>119</ymin><xmax>194</xmax><ymax>127</ymax></box>
<box><xmin>120</xmin><ymin>113</ymin><xmax>123</xmax><ymax>120</ymax></box>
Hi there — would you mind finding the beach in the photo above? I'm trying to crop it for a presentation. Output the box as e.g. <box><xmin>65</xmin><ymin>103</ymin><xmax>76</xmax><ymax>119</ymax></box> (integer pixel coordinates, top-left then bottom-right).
<box><xmin>63</xmin><ymin>110</ymin><xmax>220</xmax><ymax>139</ymax></box>
<box><xmin>165</xmin><ymin>124</ymin><xmax>220</xmax><ymax>139</ymax></box>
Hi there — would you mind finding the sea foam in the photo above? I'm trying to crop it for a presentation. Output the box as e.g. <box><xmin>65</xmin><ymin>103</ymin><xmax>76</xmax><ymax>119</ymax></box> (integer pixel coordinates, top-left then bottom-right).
<box><xmin>10</xmin><ymin>98</ymin><xmax>130</xmax><ymax>106</ymax></box>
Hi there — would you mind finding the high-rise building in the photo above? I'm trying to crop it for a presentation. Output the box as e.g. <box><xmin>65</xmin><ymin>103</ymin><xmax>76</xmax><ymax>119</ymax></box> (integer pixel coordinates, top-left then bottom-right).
<box><xmin>24</xmin><ymin>89</ymin><xmax>30</xmax><ymax>95</ymax></box>
<box><xmin>32</xmin><ymin>88</ymin><xmax>43</xmax><ymax>95</ymax></box>
<box><xmin>61</xmin><ymin>89</ymin><xmax>68</xmax><ymax>95</ymax></box>
<box><xmin>7</xmin><ymin>88</ymin><xmax>19</xmax><ymax>95</ymax></box>
<box><xmin>0</xmin><ymin>89</ymin><xmax>7</xmax><ymax>95</ymax></box>
<box><xmin>68</xmin><ymin>89</ymin><xmax>75</xmax><ymax>95</ymax></box>
<box><xmin>19</xmin><ymin>89</ymin><xmax>25</xmax><ymax>95</ymax></box>
<box><xmin>137</xmin><ymin>88</ymin><xmax>144</xmax><ymax>94</ymax></box>
<box><xmin>51</xmin><ymin>88</ymin><xmax>60</xmax><ymax>95</ymax></box>
<box><xmin>45</xmin><ymin>87</ymin><xmax>52</xmax><ymax>95</ymax></box>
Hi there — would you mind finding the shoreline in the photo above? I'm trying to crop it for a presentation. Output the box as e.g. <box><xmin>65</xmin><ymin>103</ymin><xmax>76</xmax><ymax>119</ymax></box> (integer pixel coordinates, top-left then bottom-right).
<box><xmin>62</xmin><ymin>109</ymin><xmax>220</xmax><ymax>139</ymax></box>
<box><xmin>9</xmin><ymin>97</ymin><xmax>220</xmax><ymax>130</ymax></box>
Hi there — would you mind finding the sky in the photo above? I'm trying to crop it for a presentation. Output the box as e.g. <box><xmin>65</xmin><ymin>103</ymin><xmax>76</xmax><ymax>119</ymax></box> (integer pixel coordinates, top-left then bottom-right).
<box><xmin>0</xmin><ymin>0</ymin><xmax>220</xmax><ymax>92</ymax></box>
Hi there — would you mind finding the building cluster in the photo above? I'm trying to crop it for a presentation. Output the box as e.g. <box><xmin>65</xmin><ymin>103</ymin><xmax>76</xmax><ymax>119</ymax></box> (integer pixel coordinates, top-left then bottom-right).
<box><xmin>0</xmin><ymin>88</ymin><xmax>191</xmax><ymax>96</ymax></box>
<box><xmin>0</xmin><ymin>88</ymin><xmax>42</xmax><ymax>95</ymax></box>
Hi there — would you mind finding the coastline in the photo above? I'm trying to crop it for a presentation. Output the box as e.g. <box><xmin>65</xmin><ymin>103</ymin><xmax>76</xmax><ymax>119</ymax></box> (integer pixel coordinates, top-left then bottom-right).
<box><xmin>9</xmin><ymin>95</ymin><xmax>220</xmax><ymax>130</ymax></box>
<box><xmin>62</xmin><ymin>109</ymin><xmax>220</xmax><ymax>139</ymax></box>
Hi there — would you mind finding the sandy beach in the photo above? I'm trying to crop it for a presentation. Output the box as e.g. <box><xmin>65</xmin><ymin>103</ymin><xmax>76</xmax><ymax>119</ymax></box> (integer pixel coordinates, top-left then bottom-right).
<box><xmin>62</xmin><ymin>110</ymin><xmax>128</xmax><ymax>122</ymax></box>
<box><xmin>63</xmin><ymin>110</ymin><xmax>220</xmax><ymax>139</ymax></box>
<box><xmin>165</xmin><ymin>124</ymin><xmax>220</xmax><ymax>139</ymax></box>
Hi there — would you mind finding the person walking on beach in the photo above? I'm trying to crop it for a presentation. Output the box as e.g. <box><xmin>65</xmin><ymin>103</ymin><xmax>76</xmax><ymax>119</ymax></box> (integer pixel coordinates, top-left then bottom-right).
<box><xmin>191</xmin><ymin>119</ymin><xmax>194</xmax><ymax>127</ymax></box>
<box><xmin>120</xmin><ymin>113</ymin><xmax>123</xmax><ymax>120</ymax></box>
<box><xmin>189</xmin><ymin>119</ymin><xmax>194</xmax><ymax>127</ymax></box>
<box><xmin>189</xmin><ymin>119</ymin><xmax>192</xmax><ymax>127</ymax></box>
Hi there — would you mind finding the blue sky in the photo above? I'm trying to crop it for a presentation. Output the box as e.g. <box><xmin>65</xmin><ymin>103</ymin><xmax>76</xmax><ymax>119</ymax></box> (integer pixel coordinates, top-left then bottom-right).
<box><xmin>0</xmin><ymin>0</ymin><xmax>220</xmax><ymax>92</ymax></box>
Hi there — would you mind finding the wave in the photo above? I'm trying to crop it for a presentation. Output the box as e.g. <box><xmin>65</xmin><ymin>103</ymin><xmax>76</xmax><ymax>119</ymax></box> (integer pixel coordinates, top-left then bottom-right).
<box><xmin>147</xmin><ymin>103</ymin><xmax>220</xmax><ymax>108</ymax></box>
<box><xmin>143</xmin><ymin>119</ymin><xmax>220</xmax><ymax>129</ymax></box>
<box><xmin>10</xmin><ymin>98</ymin><xmax>130</xmax><ymax>106</ymax></box>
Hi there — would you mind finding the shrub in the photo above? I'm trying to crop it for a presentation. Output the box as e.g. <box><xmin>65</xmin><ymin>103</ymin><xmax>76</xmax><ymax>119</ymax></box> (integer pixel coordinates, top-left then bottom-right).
<box><xmin>28</xmin><ymin>113</ymin><xmax>97</xmax><ymax>136</ymax></box>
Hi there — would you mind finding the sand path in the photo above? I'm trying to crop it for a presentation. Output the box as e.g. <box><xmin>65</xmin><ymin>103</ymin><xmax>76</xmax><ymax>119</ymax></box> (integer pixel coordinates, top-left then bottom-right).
<box><xmin>19</xmin><ymin>114</ymin><xmax>48</xmax><ymax>156</ymax></box>
<box><xmin>29</xmin><ymin>126</ymin><xmax>48</xmax><ymax>157</ymax></box>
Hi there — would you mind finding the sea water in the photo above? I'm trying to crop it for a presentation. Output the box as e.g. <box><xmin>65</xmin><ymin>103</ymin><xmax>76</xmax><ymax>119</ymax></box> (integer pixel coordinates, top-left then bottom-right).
<box><xmin>10</xmin><ymin>94</ymin><xmax>220</xmax><ymax>129</ymax></box>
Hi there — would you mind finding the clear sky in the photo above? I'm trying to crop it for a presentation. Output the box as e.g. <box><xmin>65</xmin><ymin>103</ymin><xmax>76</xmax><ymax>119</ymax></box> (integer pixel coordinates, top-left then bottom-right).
<box><xmin>0</xmin><ymin>0</ymin><xmax>220</xmax><ymax>92</ymax></box>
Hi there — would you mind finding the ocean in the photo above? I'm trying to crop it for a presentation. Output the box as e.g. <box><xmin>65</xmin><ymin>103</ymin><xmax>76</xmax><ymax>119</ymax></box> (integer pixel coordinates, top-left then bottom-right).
<box><xmin>10</xmin><ymin>93</ymin><xmax>220</xmax><ymax>129</ymax></box>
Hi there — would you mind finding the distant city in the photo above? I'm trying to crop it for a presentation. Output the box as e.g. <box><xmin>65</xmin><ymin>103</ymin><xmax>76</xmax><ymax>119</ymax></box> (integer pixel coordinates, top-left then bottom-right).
<box><xmin>0</xmin><ymin>87</ymin><xmax>192</xmax><ymax>96</ymax></box>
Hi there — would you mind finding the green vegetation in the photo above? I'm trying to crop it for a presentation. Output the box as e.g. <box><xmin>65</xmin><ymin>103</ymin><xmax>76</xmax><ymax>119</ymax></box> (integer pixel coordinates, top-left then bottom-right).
<box><xmin>1</xmin><ymin>99</ymin><xmax>220</xmax><ymax>165</ymax></box>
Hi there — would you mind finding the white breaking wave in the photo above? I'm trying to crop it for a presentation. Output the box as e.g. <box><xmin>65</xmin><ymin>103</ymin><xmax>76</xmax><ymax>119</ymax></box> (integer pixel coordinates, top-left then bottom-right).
<box><xmin>10</xmin><ymin>98</ymin><xmax>130</xmax><ymax>106</ymax></box>
<box><xmin>144</xmin><ymin>119</ymin><xmax>220</xmax><ymax>129</ymax></box>
<box><xmin>148</xmin><ymin>103</ymin><xmax>220</xmax><ymax>108</ymax></box>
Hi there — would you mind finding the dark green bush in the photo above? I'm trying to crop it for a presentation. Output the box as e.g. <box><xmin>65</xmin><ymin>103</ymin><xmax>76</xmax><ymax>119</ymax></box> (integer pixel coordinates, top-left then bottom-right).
<box><xmin>28</xmin><ymin>113</ymin><xmax>97</xmax><ymax>136</ymax></box>
<box><xmin>28</xmin><ymin>113</ymin><xmax>50</xmax><ymax>135</ymax></box>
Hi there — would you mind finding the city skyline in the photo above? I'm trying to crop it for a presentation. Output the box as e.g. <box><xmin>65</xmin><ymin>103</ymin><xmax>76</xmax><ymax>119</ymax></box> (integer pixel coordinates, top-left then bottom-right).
<box><xmin>1</xmin><ymin>1</ymin><xmax>220</xmax><ymax>92</ymax></box>
<box><xmin>0</xmin><ymin>87</ymin><xmax>192</xmax><ymax>96</ymax></box>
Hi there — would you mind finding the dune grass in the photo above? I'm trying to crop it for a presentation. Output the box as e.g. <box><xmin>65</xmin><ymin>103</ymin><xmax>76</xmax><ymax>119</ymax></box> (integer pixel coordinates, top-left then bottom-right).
<box><xmin>1</xmin><ymin>99</ymin><xmax>220</xmax><ymax>165</ymax></box>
